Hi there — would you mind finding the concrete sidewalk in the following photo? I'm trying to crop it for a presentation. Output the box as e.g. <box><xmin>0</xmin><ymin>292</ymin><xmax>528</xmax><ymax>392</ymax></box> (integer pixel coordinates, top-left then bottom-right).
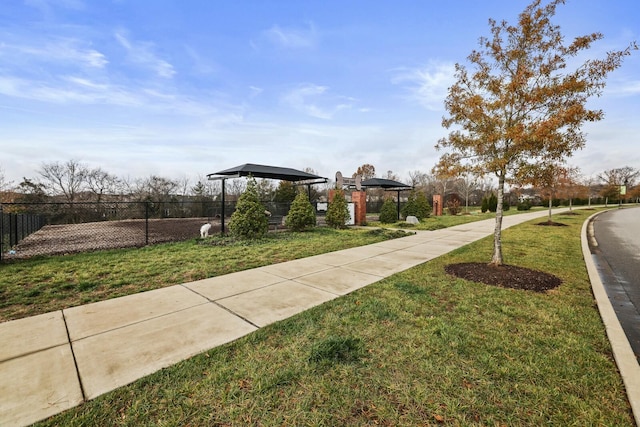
<box><xmin>0</xmin><ymin>208</ymin><xmax>636</xmax><ymax>426</ymax></box>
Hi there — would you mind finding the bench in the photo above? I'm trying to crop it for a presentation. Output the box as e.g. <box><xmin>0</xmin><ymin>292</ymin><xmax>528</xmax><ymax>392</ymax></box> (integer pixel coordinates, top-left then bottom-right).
<box><xmin>268</xmin><ymin>215</ymin><xmax>285</xmax><ymax>230</ymax></box>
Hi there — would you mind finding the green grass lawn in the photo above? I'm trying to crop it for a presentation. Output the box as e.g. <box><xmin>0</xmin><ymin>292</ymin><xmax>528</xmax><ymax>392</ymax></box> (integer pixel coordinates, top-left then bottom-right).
<box><xmin>33</xmin><ymin>208</ymin><xmax>634</xmax><ymax>426</ymax></box>
<box><xmin>369</xmin><ymin>206</ymin><xmax>547</xmax><ymax>230</ymax></box>
<box><xmin>0</xmin><ymin>227</ymin><xmax>409</xmax><ymax>322</ymax></box>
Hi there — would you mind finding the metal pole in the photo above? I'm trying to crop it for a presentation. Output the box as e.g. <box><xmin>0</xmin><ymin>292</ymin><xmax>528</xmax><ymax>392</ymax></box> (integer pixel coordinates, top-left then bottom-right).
<box><xmin>145</xmin><ymin>201</ymin><xmax>149</xmax><ymax>245</ymax></box>
<box><xmin>221</xmin><ymin>178</ymin><xmax>226</xmax><ymax>234</ymax></box>
<box><xmin>0</xmin><ymin>205</ymin><xmax>3</xmax><ymax>262</ymax></box>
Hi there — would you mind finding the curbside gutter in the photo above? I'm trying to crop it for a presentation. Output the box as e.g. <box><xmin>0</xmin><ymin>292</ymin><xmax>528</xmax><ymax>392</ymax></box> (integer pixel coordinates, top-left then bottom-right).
<box><xmin>581</xmin><ymin>211</ymin><xmax>640</xmax><ymax>426</ymax></box>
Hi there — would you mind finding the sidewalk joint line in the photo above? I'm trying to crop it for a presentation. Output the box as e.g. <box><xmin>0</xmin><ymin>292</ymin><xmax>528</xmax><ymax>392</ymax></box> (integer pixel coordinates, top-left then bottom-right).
<box><xmin>62</xmin><ymin>309</ymin><xmax>87</xmax><ymax>402</ymax></box>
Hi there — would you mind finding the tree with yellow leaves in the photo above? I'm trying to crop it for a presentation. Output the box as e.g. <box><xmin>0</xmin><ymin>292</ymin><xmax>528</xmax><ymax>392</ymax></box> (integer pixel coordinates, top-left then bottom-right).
<box><xmin>435</xmin><ymin>0</ymin><xmax>636</xmax><ymax>265</ymax></box>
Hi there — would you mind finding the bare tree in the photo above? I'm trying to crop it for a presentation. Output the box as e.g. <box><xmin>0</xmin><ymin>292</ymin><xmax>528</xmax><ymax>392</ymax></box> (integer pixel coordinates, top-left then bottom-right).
<box><xmin>384</xmin><ymin>170</ymin><xmax>401</xmax><ymax>182</ymax></box>
<box><xmin>38</xmin><ymin>159</ymin><xmax>89</xmax><ymax>202</ymax></box>
<box><xmin>408</xmin><ymin>170</ymin><xmax>428</xmax><ymax>187</ymax></box>
<box><xmin>0</xmin><ymin>165</ymin><xmax>14</xmax><ymax>202</ymax></box>
<box><xmin>176</xmin><ymin>175</ymin><xmax>191</xmax><ymax>197</ymax></box>
<box><xmin>225</xmin><ymin>179</ymin><xmax>247</xmax><ymax>200</ymax></box>
<box><xmin>598</xmin><ymin>166</ymin><xmax>639</xmax><ymax>187</ymax></box>
<box><xmin>431</xmin><ymin>164</ymin><xmax>458</xmax><ymax>200</ymax></box>
<box><xmin>599</xmin><ymin>166</ymin><xmax>639</xmax><ymax>204</ymax></box>
<box><xmin>555</xmin><ymin>166</ymin><xmax>582</xmax><ymax>211</ymax></box>
<box><xmin>582</xmin><ymin>175</ymin><xmax>598</xmax><ymax>207</ymax></box>
<box><xmin>196</xmin><ymin>174</ymin><xmax>221</xmax><ymax>198</ymax></box>
<box><xmin>456</xmin><ymin>173</ymin><xmax>480</xmax><ymax>212</ymax></box>
<box><xmin>86</xmin><ymin>167</ymin><xmax>120</xmax><ymax>203</ymax></box>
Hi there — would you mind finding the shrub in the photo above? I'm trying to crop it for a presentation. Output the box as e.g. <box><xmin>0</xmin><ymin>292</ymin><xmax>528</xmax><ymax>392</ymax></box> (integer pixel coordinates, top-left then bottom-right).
<box><xmin>228</xmin><ymin>177</ymin><xmax>268</xmax><ymax>239</ymax></box>
<box><xmin>447</xmin><ymin>194</ymin><xmax>462</xmax><ymax>215</ymax></box>
<box><xmin>285</xmin><ymin>191</ymin><xmax>316</xmax><ymax>231</ymax></box>
<box><xmin>503</xmin><ymin>200</ymin><xmax>510</xmax><ymax>211</ymax></box>
<box><xmin>401</xmin><ymin>189</ymin><xmax>431</xmax><ymax>220</ymax></box>
<box><xmin>326</xmin><ymin>188</ymin><xmax>350</xmax><ymax>228</ymax></box>
<box><xmin>481</xmin><ymin>196</ymin><xmax>489</xmax><ymax>213</ymax></box>
<box><xmin>378</xmin><ymin>198</ymin><xmax>398</xmax><ymax>223</ymax></box>
<box><xmin>517</xmin><ymin>200</ymin><xmax>532</xmax><ymax>211</ymax></box>
<box><xmin>488</xmin><ymin>193</ymin><xmax>498</xmax><ymax>212</ymax></box>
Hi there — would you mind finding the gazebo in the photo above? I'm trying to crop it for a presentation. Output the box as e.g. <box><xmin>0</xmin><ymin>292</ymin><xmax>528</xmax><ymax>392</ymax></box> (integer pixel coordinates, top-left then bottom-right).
<box><xmin>207</xmin><ymin>163</ymin><xmax>328</xmax><ymax>232</ymax></box>
<box><xmin>361</xmin><ymin>178</ymin><xmax>413</xmax><ymax>221</ymax></box>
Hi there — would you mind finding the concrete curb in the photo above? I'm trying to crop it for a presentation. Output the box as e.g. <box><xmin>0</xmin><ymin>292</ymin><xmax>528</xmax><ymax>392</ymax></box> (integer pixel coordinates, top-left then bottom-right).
<box><xmin>581</xmin><ymin>211</ymin><xmax>640</xmax><ymax>426</ymax></box>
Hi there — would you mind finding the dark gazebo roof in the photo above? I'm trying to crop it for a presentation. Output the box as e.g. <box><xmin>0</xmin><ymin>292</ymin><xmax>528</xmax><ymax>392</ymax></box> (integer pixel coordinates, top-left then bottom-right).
<box><xmin>207</xmin><ymin>163</ymin><xmax>327</xmax><ymax>183</ymax></box>
<box><xmin>361</xmin><ymin>178</ymin><xmax>412</xmax><ymax>190</ymax></box>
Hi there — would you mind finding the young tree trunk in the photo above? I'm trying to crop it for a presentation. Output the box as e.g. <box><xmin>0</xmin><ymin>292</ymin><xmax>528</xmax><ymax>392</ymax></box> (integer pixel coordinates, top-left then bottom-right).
<box><xmin>548</xmin><ymin>196</ymin><xmax>553</xmax><ymax>221</ymax></box>
<box><xmin>491</xmin><ymin>174</ymin><xmax>505</xmax><ymax>266</ymax></box>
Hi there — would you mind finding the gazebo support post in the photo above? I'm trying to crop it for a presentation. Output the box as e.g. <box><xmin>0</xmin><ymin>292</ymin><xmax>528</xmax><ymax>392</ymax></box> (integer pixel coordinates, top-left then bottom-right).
<box><xmin>221</xmin><ymin>178</ymin><xmax>226</xmax><ymax>234</ymax></box>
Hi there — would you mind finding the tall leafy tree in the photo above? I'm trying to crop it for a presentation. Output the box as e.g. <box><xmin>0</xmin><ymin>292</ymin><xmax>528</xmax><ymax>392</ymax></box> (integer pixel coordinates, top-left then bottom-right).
<box><xmin>273</xmin><ymin>180</ymin><xmax>297</xmax><ymax>203</ymax></box>
<box><xmin>435</xmin><ymin>0</ymin><xmax>636</xmax><ymax>265</ymax></box>
<box><xmin>354</xmin><ymin>164</ymin><xmax>376</xmax><ymax>180</ymax></box>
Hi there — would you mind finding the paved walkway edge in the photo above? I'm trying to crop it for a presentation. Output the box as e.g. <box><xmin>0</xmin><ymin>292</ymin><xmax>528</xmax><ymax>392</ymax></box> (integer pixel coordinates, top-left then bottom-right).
<box><xmin>581</xmin><ymin>211</ymin><xmax>640</xmax><ymax>426</ymax></box>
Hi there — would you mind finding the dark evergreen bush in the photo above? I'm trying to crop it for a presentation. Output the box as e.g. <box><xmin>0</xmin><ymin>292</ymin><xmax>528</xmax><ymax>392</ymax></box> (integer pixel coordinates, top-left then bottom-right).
<box><xmin>285</xmin><ymin>191</ymin><xmax>316</xmax><ymax>231</ymax></box>
<box><xmin>488</xmin><ymin>193</ymin><xmax>498</xmax><ymax>212</ymax></box>
<box><xmin>401</xmin><ymin>189</ymin><xmax>431</xmax><ymax>220</ymax></box>
<box><xmin>517</xmin><ymin>200</ymin><xmax>532</xmax><ymax>211</ymax></box>
<box><xmin>326</xmin><ymin>188</ymin><xmax>350</xmax><ymax>228</ymax></box>
<box><xmin>228</xmin><ymin>177</ymin><xmax>268</xmax><ymax>239</ymax></box>
<box><xmin>481</xmin><ymin>196</ymin><xmax>489</xmax><ymax>213</ymax></box>
<box><xmin>378</xmin><ymin>198</ymin><xmax>398</xmax><ymax>223</ymax></box>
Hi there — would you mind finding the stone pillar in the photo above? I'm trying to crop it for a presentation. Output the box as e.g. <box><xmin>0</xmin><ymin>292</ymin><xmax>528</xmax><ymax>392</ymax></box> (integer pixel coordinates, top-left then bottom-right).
<box><xmin>433</xmin><ymin>194</ymin><xmax>443</xmax><ymax>216</ymax></box>
<box><xmin>351</xmin><ymin>191</ymin><xmax>367</xmax><ymax>225</ymax></box>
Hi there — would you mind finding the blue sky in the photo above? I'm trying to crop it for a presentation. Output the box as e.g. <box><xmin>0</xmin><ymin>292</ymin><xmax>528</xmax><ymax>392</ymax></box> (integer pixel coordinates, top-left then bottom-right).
<box><xmin>1</xmin><ymin>0</ymin><xmax>638</xmax><ymax>186</ymax></box>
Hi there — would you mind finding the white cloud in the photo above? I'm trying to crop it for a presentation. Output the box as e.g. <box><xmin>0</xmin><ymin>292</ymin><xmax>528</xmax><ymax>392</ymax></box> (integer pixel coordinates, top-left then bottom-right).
<box><xmin>24</xmin><ymin>0</ymin><xmax>85</xmax><ymax>15</ymax></box>
<box><xmin>391</xmin><ymin>61</ymin><xmax>456</xmax><ymax>111</ymax></box>
<box><xmin>114</xmin><ymin>30</ymin><xmax>176</xmax><ymax>79</ymax></box>
<box><xmin>263</xmin><ymin>22</ymin><xmax>318</xmax><ymax>49</ymax></box>
<box><xmin>1</xmin><ymin>38</ymin><xmax>107</xmax><ymax>69</ymax></box>
<box><xmin>249</xmin><ymin>86</ymin><xmax>264</xmax><ymax>97</ymax></box>
<box><xmin>281</xmin><ymin>83</ymin><xmax>355</xmax><ymax>120</ymax></box>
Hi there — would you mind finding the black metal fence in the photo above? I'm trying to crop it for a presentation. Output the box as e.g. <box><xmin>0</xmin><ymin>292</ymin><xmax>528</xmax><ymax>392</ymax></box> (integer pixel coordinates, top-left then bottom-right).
<box><xmin>0</xmin><ymin>200</ymin><xmax>299</xmax><ymax>261</ymax></box>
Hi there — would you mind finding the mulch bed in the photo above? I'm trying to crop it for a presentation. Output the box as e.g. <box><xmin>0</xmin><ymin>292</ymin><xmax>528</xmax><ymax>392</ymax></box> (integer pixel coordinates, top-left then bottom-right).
<box><xmin>445</xmin><ymin>262</ymin><xmax>562</xmax><ymax>292</ymax></box>
<box><xmin>535</xmin><ymin>220</ymin><xmax>568</xmax><ymax>226</ymax></box>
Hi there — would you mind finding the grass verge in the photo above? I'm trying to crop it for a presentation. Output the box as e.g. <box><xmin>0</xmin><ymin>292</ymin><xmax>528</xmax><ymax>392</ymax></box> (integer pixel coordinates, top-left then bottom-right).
<box><xmin>0</xmin><ymin>227</ymin><xmax>410</xmax><ymax>322</ymax></box>
<box><xmin>35</xmin><ymin>209</ymin><xmax>634</xmax><ymax>426</ymax></box>
<box><xmin>369</xmin><ymin>206</ymin><xmax>546</xmax><ymax>230</ymax></box>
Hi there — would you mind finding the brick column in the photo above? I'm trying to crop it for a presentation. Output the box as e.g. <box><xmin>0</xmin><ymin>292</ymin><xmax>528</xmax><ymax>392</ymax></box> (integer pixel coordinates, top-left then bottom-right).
<box><xmin>351</xmin><ymin>191</ymin><xmax>367</xmax><ymax>225</ymax></box>
<box><xmin>433</xmin><ymin>194</ymin><xmax>443</xmax><ymax>216</ymax></box>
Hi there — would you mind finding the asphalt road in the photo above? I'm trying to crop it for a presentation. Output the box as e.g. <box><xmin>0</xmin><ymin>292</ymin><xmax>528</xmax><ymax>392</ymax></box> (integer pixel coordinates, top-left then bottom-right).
<box><xmin>591</xmin><ymin>206</ymin><xmax>640</xmax><ymax>361</ymax></box>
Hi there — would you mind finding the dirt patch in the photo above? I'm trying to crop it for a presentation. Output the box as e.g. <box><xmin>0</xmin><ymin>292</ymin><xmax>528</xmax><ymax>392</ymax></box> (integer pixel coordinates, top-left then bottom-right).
<box><xmin>445</xmin><ymin>262</ymin><xmax>562</xmax><ymax>292</ymax></box>
<box><xmin>535</xmin><ymin>220</ymin><xmax>568</xmax><ymax>227</ymax></box>
<box><xmin>5</xmin><ymin>218</ymin><xmax>220</xmax><ymax>259</ymax></box>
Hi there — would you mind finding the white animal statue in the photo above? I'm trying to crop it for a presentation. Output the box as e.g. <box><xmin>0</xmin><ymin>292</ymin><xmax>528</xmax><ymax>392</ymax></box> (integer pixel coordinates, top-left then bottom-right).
<box><xmin>200</xmin><ymin>223</ymin><xmax>212</xmax><ymax>238</ymax></box>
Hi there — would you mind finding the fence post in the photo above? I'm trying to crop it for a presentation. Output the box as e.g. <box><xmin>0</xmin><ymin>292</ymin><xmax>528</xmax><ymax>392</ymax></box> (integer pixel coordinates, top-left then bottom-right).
<box><xmin>0</xmin><ymin>205</ymin><xmax>3</xmax><ymax>262</ymax></box>
<box><xmin>145</xmin><ymin>201</ymin><xmax>149</xmax><ymax>245</ymax></box>
<box><xmin>10</xmin><ymin>213</ymin><xmax>17</xmax><ymax>247</ymax></box>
